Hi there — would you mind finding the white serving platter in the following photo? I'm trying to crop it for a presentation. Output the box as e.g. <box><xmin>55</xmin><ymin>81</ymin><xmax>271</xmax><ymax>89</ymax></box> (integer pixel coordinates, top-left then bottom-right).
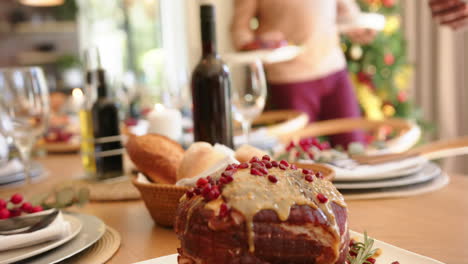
<box><xmin>133</xmin><ymin>230</ymin><xmax>444</xmax><ymax>264</ymax></box>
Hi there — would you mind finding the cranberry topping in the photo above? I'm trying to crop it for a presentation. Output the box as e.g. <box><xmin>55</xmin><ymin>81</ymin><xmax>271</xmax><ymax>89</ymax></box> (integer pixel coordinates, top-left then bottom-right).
<box><xmin>316</xmin><ymin>193</ymin><xmax>328</xmax><ymax>203</ymax></box>
<box><xmin>268</xmin><ymin>175</ymin><xmax>278</xmax><ymax>183</ymax></box>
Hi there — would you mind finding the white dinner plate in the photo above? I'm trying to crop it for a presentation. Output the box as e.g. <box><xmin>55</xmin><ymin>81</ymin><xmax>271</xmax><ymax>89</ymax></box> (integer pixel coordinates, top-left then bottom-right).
<box><xmin>334</xmin><ymin>162</ymin><xmax>440</xmax><ymax>190</ymax></box>
<box><xmin>133</xmin><ymin>230</ymin><xmax>444</xmax><ymax>264</ymax></box>
<box><xmin>0</xmin><ymin>214</ymin><xmax>82</xmax><ymax>264</ymax></box>
<box><xmin>328</xmin><ymin>156</ymin><xmax>429</xmax><ymax>181</ymax></box>
<box><xmin>342</xmin><ymin>172</ymin><xmax>449</xmax><ymax>201</ymax></box>
<box><xmin>224</xmin><ymin>45</ymin><xmax>303</xmax><ymax>64</ymax></box>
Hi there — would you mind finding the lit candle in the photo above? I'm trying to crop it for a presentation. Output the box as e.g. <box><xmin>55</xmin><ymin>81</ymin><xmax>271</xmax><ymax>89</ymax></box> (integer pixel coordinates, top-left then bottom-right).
<box><xmin>71</xmin><ymin>88</ymin><xmax>84</xmax><ymax>112</ymax></box>
<box><xmin>147</xmin><ymin>104</ymin><xmax>182</xmax><ymax>141</ymax></box>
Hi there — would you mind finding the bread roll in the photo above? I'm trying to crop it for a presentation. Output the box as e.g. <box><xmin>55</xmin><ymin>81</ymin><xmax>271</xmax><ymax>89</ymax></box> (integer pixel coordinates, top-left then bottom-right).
<box><xmin>177</xmin><ymin>142</ymin><xmax>226</xmax><ymax>181</ymax></box>
<box><xmin>234</xmin><ymin>144</ymin><xmax>268</xmax><ymax>163</ymax></box>
<box><xmin>126</xmin><ymin>134</ymin><xmax>184</xmax><ymax>184</ymax></box>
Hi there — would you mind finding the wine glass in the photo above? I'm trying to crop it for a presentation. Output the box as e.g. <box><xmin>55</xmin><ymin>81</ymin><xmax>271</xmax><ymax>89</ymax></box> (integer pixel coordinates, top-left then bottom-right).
<box><xmin>229</xmin><ymin>59</ymin><xmax>267</xmax><ymax>144</ymax></box>
<box><xmin>0</xmin><ymin>67</ymin><xmax>49</xmax><ymax>185</ymax></box>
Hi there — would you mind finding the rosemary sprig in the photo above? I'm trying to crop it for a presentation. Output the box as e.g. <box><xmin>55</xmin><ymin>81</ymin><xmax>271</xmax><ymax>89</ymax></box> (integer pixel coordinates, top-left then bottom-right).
<box><xmin>347</xmin><ymin>232</ymin><xmax>379</xmax><ymax>264</ymax></box>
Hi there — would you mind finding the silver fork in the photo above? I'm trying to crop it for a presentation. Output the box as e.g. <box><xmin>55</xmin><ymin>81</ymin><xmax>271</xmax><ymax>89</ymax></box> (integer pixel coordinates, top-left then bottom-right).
<box><xmin>0</xmin><ymin>209</ymin><xmax>59</xmax><ymax>236</ymax></box>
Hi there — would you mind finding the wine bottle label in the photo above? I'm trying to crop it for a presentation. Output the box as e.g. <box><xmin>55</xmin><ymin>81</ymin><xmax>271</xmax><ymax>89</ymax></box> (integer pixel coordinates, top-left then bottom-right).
<box><xmin>94</xmin><ymin>148</ymin><xmax>125</xmax><ymax>158</ymax></box>
<box><xmin>80</xmin><ymin>135</ymin><xmax>123</xmax><ymax>144</ymax></box>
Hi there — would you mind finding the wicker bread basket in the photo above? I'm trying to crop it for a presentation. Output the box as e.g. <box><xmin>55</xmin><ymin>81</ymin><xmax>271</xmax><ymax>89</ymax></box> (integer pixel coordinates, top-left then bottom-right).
<box><xmin>132</xmin><ymin>176</ymin><xmax>188</xmax><ymax>227</ymax></box>
<box><xmin>132</xmin><ymin>163</ymin><xmax>335</xmax><ymax>227</ymax></box>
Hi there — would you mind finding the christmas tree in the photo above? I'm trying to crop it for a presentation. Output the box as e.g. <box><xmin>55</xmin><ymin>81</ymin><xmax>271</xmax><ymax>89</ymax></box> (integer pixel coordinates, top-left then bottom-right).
<box><xmin>342</xmin><ymin>0</ymin><xmax>421</xmax><ymax>123</ymax></box>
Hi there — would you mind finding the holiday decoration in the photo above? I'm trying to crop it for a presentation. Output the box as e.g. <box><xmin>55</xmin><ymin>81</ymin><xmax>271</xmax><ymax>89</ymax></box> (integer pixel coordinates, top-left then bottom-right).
<box><xmin>342</xmin><ymin>0</ymin><xmax>426</xmax><ymax>130</ymax></box>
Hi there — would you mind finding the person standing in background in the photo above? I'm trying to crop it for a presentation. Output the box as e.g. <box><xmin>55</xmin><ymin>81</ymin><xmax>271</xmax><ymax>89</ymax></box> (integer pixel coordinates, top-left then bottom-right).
<box><xmin>231</xmin><ymin>0</ymin><xmax>376</xmax><ymax>148</ymax></box>
<box><xmin>429</xmin><ymin>0</ymin><xmax>468</xmax><ymax>30</ymax></box>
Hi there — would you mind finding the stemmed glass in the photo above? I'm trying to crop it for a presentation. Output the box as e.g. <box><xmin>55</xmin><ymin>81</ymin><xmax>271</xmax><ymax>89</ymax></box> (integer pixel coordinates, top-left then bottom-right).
<box><xmin>229</xmin><ymin>59</ymin><xmax>267</xmax><ymax>144</ymax></box>
<box><xmin>0</xmin><ymin>67</ymin><xmax>49</xmax><ymax>185</ymax></box>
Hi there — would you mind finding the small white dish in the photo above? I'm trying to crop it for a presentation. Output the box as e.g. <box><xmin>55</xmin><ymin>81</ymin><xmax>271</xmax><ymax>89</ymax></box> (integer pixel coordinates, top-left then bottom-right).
<box><xmin>0</xmin><ymin>214</ymin><xmax>82</xmax><ymax>264</ymax></box>
<box><xmin>334</xmin><ymin>162</ymin><xmax>440</xmax><ymax>190</ymax></box>
<box><xmin>224</xmin><ymin>45</ymin><xmax>303</xmax><ymax>64</ymax></box>
<box><xmin>133</xmin><ymin>230</ymin><xmax>444</xmax><ymax>264</ymax></box>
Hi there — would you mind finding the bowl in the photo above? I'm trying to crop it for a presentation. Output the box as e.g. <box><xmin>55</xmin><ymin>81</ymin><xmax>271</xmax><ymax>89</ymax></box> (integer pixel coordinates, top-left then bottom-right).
<box><xmin>132</xmin><ymin>175</ymin><xmax>187</xmax><ymax>227</ymax></box>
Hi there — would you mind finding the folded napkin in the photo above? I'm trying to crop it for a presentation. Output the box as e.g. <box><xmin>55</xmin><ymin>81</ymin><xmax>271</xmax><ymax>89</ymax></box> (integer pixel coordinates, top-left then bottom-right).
<box><xmin>0</xmin><ymin>212</ymin><xmax>72</xmax><ymax>251</ymax></box>
<box><xmin>176</xmin><ymin>144</ymin><xmax>238</xmax><ymax>187</ymax></box>
<box><xmin>0</xmin><ymin>159</ymin><xmax>23</xmax><ymax>178</ymax></box>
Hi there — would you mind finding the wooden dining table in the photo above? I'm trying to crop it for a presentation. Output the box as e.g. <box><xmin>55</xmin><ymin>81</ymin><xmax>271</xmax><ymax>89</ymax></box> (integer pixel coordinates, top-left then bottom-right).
<box><xmin>1</xmin><ymin>154</ymin><xmax>467</xmax><ymax>264</ymax></box>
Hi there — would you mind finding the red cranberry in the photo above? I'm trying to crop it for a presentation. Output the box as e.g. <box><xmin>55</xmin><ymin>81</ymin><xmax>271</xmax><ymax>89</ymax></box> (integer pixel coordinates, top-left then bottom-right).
<box><xmin>268</xmin><ymin>175</ymin><xmax>278</xmax><ymax>183</ymax></box>
<box><xmin>196</xmin><ymin>178</ymin><xmax>209</xmax><ymax>188</ymax></box>
<box><xmin>219</xmin><ymin>203</ymin><xmax>229</xmax><ymax>218</ymax></box>
<box><xmin>305</xmin><ymin>175</ymin><xmax>313</xmax><ymax>182</ymax></box>
<box><xmin>249</xmin><ymin>156</ymin><xmax>260</xmax><ymax>163</ymax></box>
<box><xmin>9</xmin><ymin>208</ymin><xmax>21</xmax><ymax>217</ymax></box>
<box><xmin>302</xmin><ymin>169</ymin><xmax>312</xmax><ymax>175</ymax></box>
<box><xmin>259</xmin><ymin>167</ymin><xmax>268</xmax><ymax>175</ymax></box>
<box><xmin>349</xmin><ymin>250</ymin><xmax>357</xmax><ymax>257</ymax></box>
<box><xmin>366</xmin><ymin>258</ymin><xmax>376</xmax><ymax>264</ymax></box>
<box><xmin>262</xmin><ymin>155</ymin><xmax>271</xmax><ymax>161</ymax></box>
<box><xmin>205</xmin><ymin>186</ymin><xmax>220</xmax><ymax>200</ymax></box>
<box><xmin>221</xmin><ymin>175</ymin><xmax>234</xmax><ymax>184</ymax></box>
<box><xmin>280</xmin><ymin>160</ymin><xmax>289</xmax><ymax>167</ymax></box>
<box><xmin>290</xmin><ymin>164</ymin><xmax>297</xmax><ymax>170</ymax></box>
<box><xmin>10</xmin><ymin>193</ymin><xmax>23</xmax><ymax>204</ymax></box>
<box><xmin>238</xmin><ymin>163</ymin><xmax>249</xmax><ymax>169</ymax></box>
<box><xmin>250</xmin><ymin>168</ymin><xmax>263</xmax><ymax>176</ymax></box>
<box><xmin>308</xmin><ymin>153</ymin><xmax>315</xmax><ymax>159</ymax></box>
<box><xmin>201</xmin><ymin>184</ymin><xmax>212</xmax><ymax>195</ymax></box>
<box><xmin>194</xmin><ymin>188</ymin><xmax>202</xmax><ymax>195</ymax></box>
<box><xmin>0</xmin><ymin>199</ymin><xmax>6</xmax><ymax>209</ymax></box>
<box><xmin>31</xmin><ymin>206</ymin><xmax>43</xmax><ymax>213</ymax></box>
<box><xmin>0</xmin><ymin>208</ymin><xmax>10</xmax><ymax>219</ymax></box>
<box><xmin>299</xmin><ymin>138</ymin><xmax>312</xmax><ymax>147</ymax></box>
<box><xmin>21</xmin><ymin>202</ymin><xmax>33</xmax><ymax>212</ymax></box>
<box><xmin>316</xmin><ymin>193</ymin><xmax>328</xmax><ymax>203</ymax></box>
<box><xmin>271</xmin><ymin>161</ymin><xmax>279</xmax><ymax>167</ymax></box>
<box><xmin>279</xmin><ymin>164</ymin><xmax>287</xmax><ymax>170</ymax></box>
<box><xmin>315</xmin><ymin>172</ymin><xmax>324</xmax><ymax>179</ymax></box>
<box><xmin>295</xmin><ymin>151</ymin><xmax>302</xmax><ymax>158</ymax></box>
<box><xmin>391</xmin><ymin>262</ymin><xmax>400</xmax><ymax>264</ymax></box>
<box><xmin>286</xmin><ymin>141</ymin><xmax>295</xmax><ymax>151</ymax></box>
<box><xmin>264</xmin><ymin>161</ymin><xmax>273</xmax><ymax>169</ymax></box>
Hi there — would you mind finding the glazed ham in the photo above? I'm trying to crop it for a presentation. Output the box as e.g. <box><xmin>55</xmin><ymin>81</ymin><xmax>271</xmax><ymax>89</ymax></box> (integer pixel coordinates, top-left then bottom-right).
<box><xmin>175</xmin><ymin>157</ymin><xmax>349</xmax><ymax>264</ymax></box>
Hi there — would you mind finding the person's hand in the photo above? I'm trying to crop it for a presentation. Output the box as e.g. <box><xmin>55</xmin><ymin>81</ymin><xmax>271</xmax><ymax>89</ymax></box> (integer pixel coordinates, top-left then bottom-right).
<box><xmin>345</xmin><ymin>28</ymin><xmax>377</xmax><ymax>45</ymax></box>
<box><xmin>429</xmin><ymin>0</ymin><xmax>468</xmax><ymax>30</ymax></box>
